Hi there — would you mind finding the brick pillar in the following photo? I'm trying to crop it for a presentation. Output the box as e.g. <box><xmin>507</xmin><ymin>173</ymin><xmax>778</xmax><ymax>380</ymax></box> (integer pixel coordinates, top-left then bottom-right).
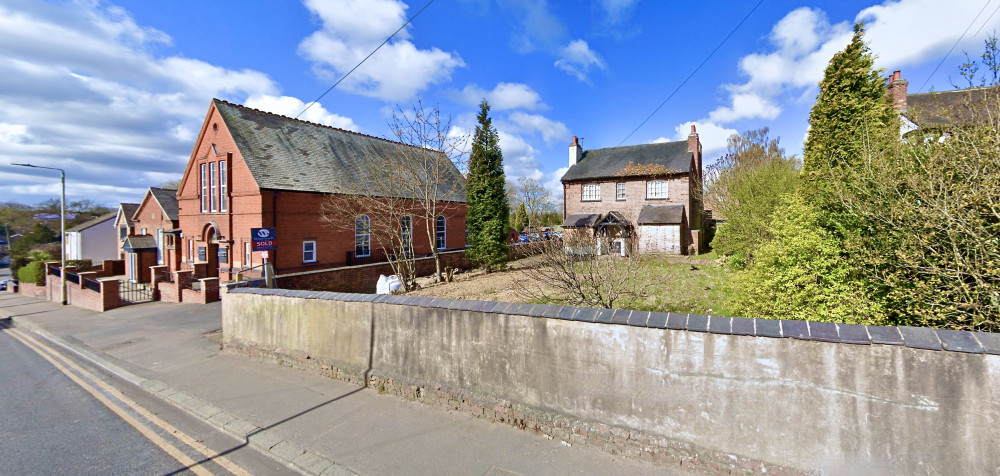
<box><xmin>192</xmin><ymin>262</ymin><xmax>208</xmax><ymax>279</ymax></box>
<box><xmin>100</xmin><ymin>278</ymin><xmax>120</xmax><ymax>311</ymax></box>
<box><xmin>200</xmin><ymin>277</ymin><xmax>220</xmax><ymax>303</ymax></box>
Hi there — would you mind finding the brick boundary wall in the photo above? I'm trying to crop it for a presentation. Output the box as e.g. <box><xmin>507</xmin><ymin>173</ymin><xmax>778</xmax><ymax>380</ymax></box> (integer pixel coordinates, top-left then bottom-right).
<box><xmin>274</xmin><ymin>250</ymin><xmax>472</xmax><ymax>293</ymax></box>
<box><xmin>223</xmin><ymin>289</ymin><xmax>1000</xmax><ymax>474</ymax></box>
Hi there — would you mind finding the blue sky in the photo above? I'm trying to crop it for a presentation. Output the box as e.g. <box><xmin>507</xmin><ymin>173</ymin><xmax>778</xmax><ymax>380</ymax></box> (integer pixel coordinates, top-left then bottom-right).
<box><xmin>2</xmin><ymin>0</ymin><xmax>999</xmax><ymax>207</ymax></box>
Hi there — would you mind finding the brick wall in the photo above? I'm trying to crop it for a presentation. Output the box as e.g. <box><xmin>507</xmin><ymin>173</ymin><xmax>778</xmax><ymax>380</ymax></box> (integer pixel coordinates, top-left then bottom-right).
<box><xmin>276</xmin><ymin>249</ymin><xmax>471</xmax><ymax>293</ymax></box>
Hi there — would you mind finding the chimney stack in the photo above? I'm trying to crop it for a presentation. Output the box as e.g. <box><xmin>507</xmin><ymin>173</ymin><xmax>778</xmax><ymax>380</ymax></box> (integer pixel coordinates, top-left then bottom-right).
<box><xmin>569</xmin><ymin>136</ymin><xmax>583</xmax><ymax>168</ymax></box>
<box><xmin>888</xmin><ymin>70</ymin><xmax>908</xmax><ymax>113</ymax></box>
<box><xmin>688</xmin><ymin>124</ymin><xmax>702</xmax><ymax>181</ymax></box>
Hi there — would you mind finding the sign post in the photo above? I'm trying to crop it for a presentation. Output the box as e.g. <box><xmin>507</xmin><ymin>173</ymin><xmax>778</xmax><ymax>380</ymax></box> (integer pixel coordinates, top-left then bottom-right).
<box><xmin>251</xmin><ymin>228</ymin><xmax>277</xmax><ymax>288</ymax></box>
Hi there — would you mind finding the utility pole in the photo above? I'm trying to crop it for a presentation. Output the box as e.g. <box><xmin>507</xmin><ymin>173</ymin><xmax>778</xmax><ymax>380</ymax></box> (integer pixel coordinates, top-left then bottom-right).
<box><xmin>12</xmin><ymin>163</ymin><xmax>67</xmax><ymax>305</ymax></box>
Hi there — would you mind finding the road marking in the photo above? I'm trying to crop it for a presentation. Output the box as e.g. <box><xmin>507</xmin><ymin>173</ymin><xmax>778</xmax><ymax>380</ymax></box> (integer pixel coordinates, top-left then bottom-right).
<box><xmin>8</xmin><ymin>328</ymin><xmax>253</xmax><ymax>476</ymax></box>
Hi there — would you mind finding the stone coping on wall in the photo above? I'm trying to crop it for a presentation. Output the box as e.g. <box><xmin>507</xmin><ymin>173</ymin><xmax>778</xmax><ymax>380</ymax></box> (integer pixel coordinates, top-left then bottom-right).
<box><xmin>227</xmin><ymin>287</ymin><xmax>1000</xmax><ymax>355</ymax></box>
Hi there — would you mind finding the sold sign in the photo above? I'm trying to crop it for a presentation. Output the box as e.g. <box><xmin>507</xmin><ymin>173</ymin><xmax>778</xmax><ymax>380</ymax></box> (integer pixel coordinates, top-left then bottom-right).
<box><xmin>251</xmin><ymin>227</ymin><xmax>276</xmax><ymax>251</ymax></box>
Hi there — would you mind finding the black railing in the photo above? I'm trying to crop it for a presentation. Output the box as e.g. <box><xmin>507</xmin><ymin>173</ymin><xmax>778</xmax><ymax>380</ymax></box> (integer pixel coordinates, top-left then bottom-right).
<box><xmin>119</xmin><ymin>280</ymin><xmax>153</xmax><ymax>305</ymax></box>
<box><xmin>65</xmin><ymin>271</ymin><xmax>79</xmax><ymax>285</ymax></box>
<box><xmin>49</xmin><ymin>266</ymin><xmax>61</xmax><ymax>277</ymax></box>
<box><xmin>84</xmin><ymin>278</ymin><xmax>101</xmax><ymax>293</ymax></box>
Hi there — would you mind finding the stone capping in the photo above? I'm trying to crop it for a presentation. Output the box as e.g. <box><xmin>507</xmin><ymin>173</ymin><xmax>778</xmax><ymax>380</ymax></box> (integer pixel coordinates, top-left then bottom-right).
<box><xmin>226</xmin><ymin>288</ymin><xmax>1000</xmax><ymax>355</ymax></box>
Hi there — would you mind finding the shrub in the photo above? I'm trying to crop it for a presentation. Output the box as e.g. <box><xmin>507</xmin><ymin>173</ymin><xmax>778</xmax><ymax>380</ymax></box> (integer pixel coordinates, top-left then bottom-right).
<box><xmin>17</xmin><ymin>261</ymin><xmax>46</xmax><ymax>286</ymax></box>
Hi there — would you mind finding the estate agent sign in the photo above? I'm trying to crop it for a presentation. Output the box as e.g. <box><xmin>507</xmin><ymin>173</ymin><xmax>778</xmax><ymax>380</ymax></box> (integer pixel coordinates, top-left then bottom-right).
<box><xmin>251</xmin><ymin>227</ymin><xmax>277</xmax><ymax>251</ymax></box>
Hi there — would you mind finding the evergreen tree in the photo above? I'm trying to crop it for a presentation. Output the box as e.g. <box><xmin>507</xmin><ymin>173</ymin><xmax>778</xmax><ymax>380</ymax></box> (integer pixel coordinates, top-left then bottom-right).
<box><xmin>513</xmin><ymin>203</ymin><xmax>529</xmax><ymax>233</ymax></box>
<box><xmin>465</xmin><ymin>101</ymin><xmax>510</xmax><ymax>270</ymax></box>
<box><xmin>802</xmin><ymin>22</ymin><xmax>896</xmax><ymax>219</ymax></box>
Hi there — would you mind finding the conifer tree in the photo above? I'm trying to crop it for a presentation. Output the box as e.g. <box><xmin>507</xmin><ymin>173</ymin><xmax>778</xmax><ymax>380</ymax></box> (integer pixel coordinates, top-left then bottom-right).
<box><xmin>465</xmin><ymin>101</ymin><xmax>510</xmax><ymax>270</ymax></box>
<box><xmin>513</xmin><ymin>203</ymin><xmax>529</xmax><ymax>233</ymax></box>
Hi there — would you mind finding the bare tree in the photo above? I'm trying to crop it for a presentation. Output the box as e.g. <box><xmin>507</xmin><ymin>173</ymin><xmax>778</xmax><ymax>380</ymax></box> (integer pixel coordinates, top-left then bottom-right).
<box><xmin>320</xmin><ymin>101</ymin><xmax>467</xmax><ymax>289</ymax></box>
<box><xmin>516</xmin><ymin>227</ymin><xmax>649</xmax><ymax>309</ymax></box>
<box><xmin>514</xmin><ymin>177</ymin><xmax>554</xmax><ymax>231</ymax></box>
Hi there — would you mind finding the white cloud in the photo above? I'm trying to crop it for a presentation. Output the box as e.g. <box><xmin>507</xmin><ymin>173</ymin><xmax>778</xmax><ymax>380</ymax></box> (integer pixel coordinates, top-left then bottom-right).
<box><xmin>298</xmin><ymin>0</ymin><xmax>464</xmax><ymax>102</ymax></box>
<box><xmin>498</xmin><ymin>130</ymin><xmax>542</xmax><ymax>179</ymax></box>
<box><xmin>506</xmin><ymin>112</ymin><xmax>569</xmax><ymax>145</ymax></box>
<box><xmin>554</xmin><ymin>39</ymin><xmax>606</xmax><ymax>82</ymax></box>
<box><xmin>452</xmin><ymin>82</ymin><xmax>545</xmax><ymax>110</ymax></box>
<box><xmin>245</xmin><ymin>95</ymin><xmax>359</xmax><ymax>131</ymax></box>
<box><xmin>0</xmin><ymin>1</ymin><xmax>344</xmax><ymax>206</ymax></box>
<box><xmin>654</xmin><ymin>121</ymin><xmax>737</xmax><ymax>158</ymax></box>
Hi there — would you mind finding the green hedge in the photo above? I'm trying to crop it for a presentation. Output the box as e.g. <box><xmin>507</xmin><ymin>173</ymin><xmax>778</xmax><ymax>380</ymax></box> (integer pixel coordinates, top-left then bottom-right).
<box><xmin>16</xmin><ymin>261</ymin><xmax>46</xmax><ymax>285</ymax></box>
<box><xmin>67</xmin><ymin>259</ymin><xmax>93</xmax><ymax>272</ymax></box>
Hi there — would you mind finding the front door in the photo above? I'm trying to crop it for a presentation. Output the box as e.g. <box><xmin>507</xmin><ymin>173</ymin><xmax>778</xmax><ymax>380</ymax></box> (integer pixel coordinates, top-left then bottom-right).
<box><xmin>208</xmin><ymin>243</ymin><xmax>219</xmax><ymax>277</ymax></box>
<box><xmin>128</xmin><ymin>253</ymin><xmax>137</xmax><ymax>283</ymax></box>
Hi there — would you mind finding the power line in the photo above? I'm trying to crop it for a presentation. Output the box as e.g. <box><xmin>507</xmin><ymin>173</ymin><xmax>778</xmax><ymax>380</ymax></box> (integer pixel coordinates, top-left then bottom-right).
<box><xmin>918</xmin><ymin>0</ymin><xmax>992</xmax><ymax>93</ymax></box>
<box><xmin>617</xmin><ymin>0</ymin><xmax>765</xmax><ymax>146</ymax></box>
<box><xmin>296</xmin><ymin>0</ymin><xmax>435</xmax><ymax>119</ymax></box>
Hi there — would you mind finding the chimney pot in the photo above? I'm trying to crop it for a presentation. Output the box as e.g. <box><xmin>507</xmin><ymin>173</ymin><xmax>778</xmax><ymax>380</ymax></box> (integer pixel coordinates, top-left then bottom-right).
<box><xmin>573</xmin><ymin>136</ymin><xmax>578</xmax><ymax>145</ymax></box>
<box><xmin>690</xmin><ymin>125</ymin><xmax>696</xmax><ymax>133</ymax></box>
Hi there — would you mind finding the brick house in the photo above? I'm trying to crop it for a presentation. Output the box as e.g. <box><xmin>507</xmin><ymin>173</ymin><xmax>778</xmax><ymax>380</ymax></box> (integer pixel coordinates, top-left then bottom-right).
<box><xmin>173</xmin><ymin>99</ymin><xmax>467</xmax><ymax>282</ymax></box>
<box><xmin>113</xmin><ymin>203</ymin><xmax>139</xmax><ymax>259</ymax></box>
<box><xmin>887</xmin><ymin>69</ymin><xmax>992</xmax><ymax>137</ymax></box>
<box><xmin>560</xmin><ymin>127</ymin><xmax>705</xmax><ymax>255</ymax></box>
<box><xmin>123</xmin><ymin>187</ymin><xmax>179</xmax><ymax>283</ymax></box>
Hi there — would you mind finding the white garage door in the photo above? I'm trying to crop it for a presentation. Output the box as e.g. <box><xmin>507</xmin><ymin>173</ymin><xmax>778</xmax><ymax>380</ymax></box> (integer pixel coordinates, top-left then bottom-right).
<box><xmin>639</xmin><ymin>225</ymin><xmax>681</xmax><ymax>254</ymax></box>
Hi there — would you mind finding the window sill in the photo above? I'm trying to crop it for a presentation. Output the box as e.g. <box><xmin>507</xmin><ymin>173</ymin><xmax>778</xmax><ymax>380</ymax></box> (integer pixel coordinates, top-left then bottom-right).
<box><xmin>581</xmin><ymin>199</ymin><xmax>602</xmax><ymax>202</ymax></box>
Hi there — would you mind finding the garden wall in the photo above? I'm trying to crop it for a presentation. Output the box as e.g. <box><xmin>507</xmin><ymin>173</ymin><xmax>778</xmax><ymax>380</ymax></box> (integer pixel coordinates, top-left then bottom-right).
<box><xmin>274</xmin><ymin>249</ymin><xmax>471</xmax><ymax>293</ymax></box>
<box><xmin>222</xmin><ymin>289</ymin><xmax>1000</xmax><ymax>475</ymax></box>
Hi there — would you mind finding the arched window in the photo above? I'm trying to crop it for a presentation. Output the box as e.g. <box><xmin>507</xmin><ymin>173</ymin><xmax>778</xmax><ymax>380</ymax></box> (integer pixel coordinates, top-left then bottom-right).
<box><xmin>355</xmin><ymin>215</ymin><xmax>371</xmax><ymax>258</ymax></box>
<box><xmin>436</xmin><ymin>216</ymin><xmax>446</xmax><ymax>250</ymax></box>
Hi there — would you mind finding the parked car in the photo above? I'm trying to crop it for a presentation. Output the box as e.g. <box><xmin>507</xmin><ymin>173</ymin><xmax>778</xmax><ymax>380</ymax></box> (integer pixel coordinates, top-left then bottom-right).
<box><xmin>518</xmin><ymin>234</ymin><xmax>528</xmax><ymax>243</ymax></box>
<box><xmin>0</xmin><ymin>280</ymin><xmax>8</xmax><ymax>291</ymax></box>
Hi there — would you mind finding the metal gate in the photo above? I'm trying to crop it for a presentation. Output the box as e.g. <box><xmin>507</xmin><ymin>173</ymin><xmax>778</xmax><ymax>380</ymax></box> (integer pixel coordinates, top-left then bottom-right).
<box><xmin>119</xmin><ymin>280</ymin><xmax>153</xmax><ymax>305</ymax></box>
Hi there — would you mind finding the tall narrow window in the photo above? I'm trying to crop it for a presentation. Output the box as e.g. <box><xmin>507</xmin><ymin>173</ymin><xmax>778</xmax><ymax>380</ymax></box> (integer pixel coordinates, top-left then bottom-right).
<box><xmin>156</xmin><ymin>229</ymin><xmax>164</xmax><ymax>265</ymax></box>
<box><xmin>244</xmin><ymin>242</ymin><xmax>251</xmax><ymax>268</ymax></box>
<box><xmin>188</xmin><ymin>239</ymin><xmax>194</xmax><ymax>263</ymax></box>
<box><xmin>302</xmin><ymin>241</ymin><xmax>316</xmax><ymax>263</ymax></box>
<box><xmin>355</xmin><ymin>215</ymin><xmax>371</xmax><ymax>258</ymax></box>
<box><xmin>219</xmin><ymin>160</ymin><xmax>227</xmax><ymax>212</ymax></box>
<box><xmin>200</xmin><ymin>163</ymin><xmax>208</xmax><ymax>212</ymax></box>
<box><xmin>209</xmin><ymin>162</ymin><xmax>218</xmax><ymax>212</ymax></box>
<box><xmin>582</xmin><ymin>183</ymin><xmax>601</xmax><ymax>201</ymax></box>
<box><xmin>646</xmin><ymin>179</ymin><xmax>668</xmax><ymax>199</ymax></box>
<box><xmin>436</xmin><ymin>216</ymin><xmax>446</xmax><ymax>250</ymax></box>
<box><xmin>616</xmin><ymin>183</ymin><xmax>626</xmax><ymax>200</ymax></box>
<box><xmin>400</xmin><ymin>216</ymin><xmax>413</xmax><ymax>256</ymax></box>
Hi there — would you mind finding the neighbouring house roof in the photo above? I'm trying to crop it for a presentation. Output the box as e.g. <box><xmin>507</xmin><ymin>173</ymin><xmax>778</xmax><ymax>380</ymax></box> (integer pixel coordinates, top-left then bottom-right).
<box><xmin>67</xmin><ymin>212</ymin><xmax>116</xmax><ymax>233</ymax></box>
<box><xmin>148</xmin><ymin>187</ymin><xmax>179</xmax><ymax>221</ymax></box>
<box><xmin>118</xmin><ymin>203</ymin><xmax>139</xmax><ymax>227</ymax></box>
<box><xmin>561</xmin><ymin>140</ymin><xmax>691</xmax><ymax>182</ymax></box>
<box><xmin>122</xmin><ymin>235</ymin><xmax>157</xmax><ymax>252</ymax></box>
<box><xmin>637</xmin><ymin>204</ymin><xmax>686</xmax><ymax>225</ymax></box>
<box><xmin>213</xmin><ymin>99</ymin><xmax>467</xmax><ymax>202</ymax></box>
<box><xmin>905</xmin><ymin>88</ymin><xmax>995</xmax><ymax>130</ymax></box>
<box><xmin>562</xmin><ymin>213</ymin><xmax>601</xmax><ymax>228</ymax></box>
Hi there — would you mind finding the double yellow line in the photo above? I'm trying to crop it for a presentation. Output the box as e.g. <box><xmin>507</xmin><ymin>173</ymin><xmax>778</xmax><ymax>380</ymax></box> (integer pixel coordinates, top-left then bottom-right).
<box><xmin>7</xmin><ymin>327</ymin><xmax>253</xmax><ymax>476</ymax></box>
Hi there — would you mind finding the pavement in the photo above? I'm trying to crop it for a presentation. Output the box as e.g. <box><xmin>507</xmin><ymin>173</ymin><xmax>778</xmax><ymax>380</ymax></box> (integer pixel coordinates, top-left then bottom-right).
<box><xmin>0</xmin><ymin>291</ymin><xmax>691</xmax><ymax>476</ymax></box>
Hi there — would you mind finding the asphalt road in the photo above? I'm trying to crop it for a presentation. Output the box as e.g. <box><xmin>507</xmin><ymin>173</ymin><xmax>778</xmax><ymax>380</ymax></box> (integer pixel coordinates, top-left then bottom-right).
<box><xmin>0</xmin><ymin>322</ymin><xmax>293</xmax><ymax>475</ymax></box>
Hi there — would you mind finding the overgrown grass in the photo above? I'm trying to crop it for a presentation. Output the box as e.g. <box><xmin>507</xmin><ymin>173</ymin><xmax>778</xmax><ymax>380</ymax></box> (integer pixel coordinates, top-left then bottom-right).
<box><xmin>628</xmin><ymin>255</ymin><xmax>735</xmax><ymax>316</ymax></box>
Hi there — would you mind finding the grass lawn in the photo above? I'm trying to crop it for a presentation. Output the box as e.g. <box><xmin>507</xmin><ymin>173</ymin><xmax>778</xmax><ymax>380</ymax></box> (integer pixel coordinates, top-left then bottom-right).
<box><xmin>410</xmin><ymin>253</ymin><xmax>736</xmax><ymax>316</ymax></box>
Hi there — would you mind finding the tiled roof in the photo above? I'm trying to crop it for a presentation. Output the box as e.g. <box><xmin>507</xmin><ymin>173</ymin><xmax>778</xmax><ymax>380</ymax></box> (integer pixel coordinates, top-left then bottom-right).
<box><xmin>637</xmin><ymin>204</ymin><xmax>685</xmax><ymax>225</ymax></box>
<box><xmin>906</xmin><ymin>88</ymin><xmax>993</xmax><ymax>129</ymax></box>
<box><xmin>214</xmin><ymin>99</ymin><xmax>466</xmax><ymax>202</ymax></box>
<box><xmin>561</xmin><ymin>140</ymin><xmax>692</xmax><ymax>182</ymax></box>
<box><xmin>562</xmin><ymin>213</ymin><xmax>601</xmax><ymax>228</ymax></box>
<box><xmin>149</xmin><ymin>187</ymin><xmax>179</xmax><ymax>221</ymax></box>
<box><xmin>67</xmin><ymin>212</ymin><xmax>116</xmax><ymax>232</ymax></box>
<box><xmin>119</xmin><ymin>203</ymin><xmax>139</xmax><ymax>226</ymax></box>
<box><xmin>122</xmin><ymin>235</ymin><xmax>156</xmax><ymax>251</ymax></box>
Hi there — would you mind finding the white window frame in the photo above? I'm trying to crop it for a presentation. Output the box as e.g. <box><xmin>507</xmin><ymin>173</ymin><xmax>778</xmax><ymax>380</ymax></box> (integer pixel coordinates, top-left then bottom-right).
<box><xmin>200</xmin><ymin>163</ymin><xmax>208</xmax><ymax>212</ymax></box>
<box><xmin>188</xmin><ymin>238</ymin><xmax>194</xmax><ymax>263</ymax></box>
<box><xmin>355</xmin><ymin>215</ymin><xmax>371</xmax><ymax>258</ymax></box>
<box><xmin>436</xmin><ymin>215</ymin><xmax>446</xmax><ymax>250</ymax></box>
<box><xmin>302</xmin><ymin>240</ymin><xmax>316</xmax><ymax>263</ymax></box>
<box><xmin>582</xmin><ymin>183</ymin><xmax>601</xmax><ymax>201</ymax></box>
<box><xmin>646</xmin><ymin>179</ymin><xmax>668</xmax><ymax>199</ymax></box>
<box><xmin>219</xmin><ymin>160</ymin><xmax>227</xmax><ymax>212</ymax></box>
<box><xmin>616</xmin><ymin>182</ymin><xmax>626</xmax><ymax>201</ymax></box>
<box><xmin>209</xmin><ymin>162</ymin><xmax>218</xmax><ymax>212</ymax></box>
<box><xmin>244</xmin><ymin>242</ymin><xmax>251</xmax><ymax>268</ymax></box>
<box><xmin>400</xmin><ymin>216</ymin><xmax>413</xmax><ymax>256</ymax></box>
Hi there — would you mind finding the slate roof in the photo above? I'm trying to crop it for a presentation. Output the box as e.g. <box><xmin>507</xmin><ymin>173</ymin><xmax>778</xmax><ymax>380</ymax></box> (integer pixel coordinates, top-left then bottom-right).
<box><xmin>122</xmin><ymin>235</ymin><xmax>156</xmax><ymax>252</ymax></box>
<box><xmin>905</xmin><ymin>88</ymin><xmax>994</xmax><ymax>129</ymax></box>
<box><xmin>214</xmin><ymin>99</ymin><xmax>467</xmax><ymax>202</ymax></box>
<box><xmin>561</xmin><ymin>140</ymin><xmax>692</xmax><ymax>182</ymax></box>
<box><xmin>118</xmin><ymin>203</ymin><xmax>139</xmax><ymax>227</ymax></box>
<box><xmin>637</xmin><ymin>204</ymin><xmax>685</xmax><ymax>225</ymax></box>
<box><xmin>562</xmin><ymin>213</ymin><xmax>601</xmax><ymax>228</ymax></box>
<box><xmin>67</xmin><ymin>212</ymin><xmax>116</xmax><ymax>232</ymax></box>
<box><xmin>148</xmin><ymin>187</ymin><xmax>179</xmax><ymax>221</ymax></box>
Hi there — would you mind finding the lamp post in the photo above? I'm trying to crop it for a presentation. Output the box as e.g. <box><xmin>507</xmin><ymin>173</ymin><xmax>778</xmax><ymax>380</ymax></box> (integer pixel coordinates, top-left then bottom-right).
<box><xmin>12</xmin><ymin>163</ymin><xmax>66</xmax><ymax>305</ymax></box>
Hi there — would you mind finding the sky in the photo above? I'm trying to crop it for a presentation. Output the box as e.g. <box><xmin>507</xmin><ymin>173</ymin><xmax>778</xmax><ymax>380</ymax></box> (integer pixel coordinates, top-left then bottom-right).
<box><xmin>1</xmin><ymin>0</ymin><xmax>999</xmax><ymax>208</ymax></box>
